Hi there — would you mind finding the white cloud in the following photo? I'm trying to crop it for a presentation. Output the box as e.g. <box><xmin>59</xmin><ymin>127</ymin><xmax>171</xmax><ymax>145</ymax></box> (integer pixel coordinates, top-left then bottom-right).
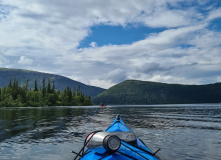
<box><xmin>138</xmin><ymin>8</ymin><xmax>196</xmax><ymax>28</ymax></box>
<box><xmin>0</xmin><ymin>0</ymin><xmax>221</xmax><ymax>88</ymax></box>
<box><xmin>216</xmin><ymin>76</ymin><xmax>221</xmax><ymax>82</ymax></box>
<box><xmin>0</xmin><ymin>0</ymin><xmax>201</xmax><ymax>56</ymax></box>
<box><xmin>197</xmin><ymin>0</ymin><xmax>210</xmax><ymax>5</ymax></box>
<box><xmin>0</xmin><ymin>56</ymin><xmax>8</xmax><ymax>65</ymax></box>
<box><xmin>207</xmin><ymin>8</ymin><xmax>221</xmax><ymax>21</ymax></box>
<box><xmin>18</xmin><ymin>56</ymin><xmax>33</xmax><ymax>65</ymax></box>
<box><xmin>90</xmin><ymin>42</ymin><xmax>97</xmax><ymax>48</ymax></box>
<box><xmin>53</xmin><ymin>23</ymin><xmax>221</xmax><ymax>86</ymax></box>
<box><xmin>104</xmin><ymin>68</ymin><xmax>127</xmax><ymax>83</ymax></box>
<box><xmin>90</xmin><ymin>79</ymin><xmax>115</xmax><ymax>89</ymax></box>
<box><xmin>148</xmin><ymin>75</ymin><xmax>200</xmax><ymax>85</ymax></box>
<box><xmin>137</xmin><ymin>62</ymin><xmax>163</xmax><ymax>74</ymax></box>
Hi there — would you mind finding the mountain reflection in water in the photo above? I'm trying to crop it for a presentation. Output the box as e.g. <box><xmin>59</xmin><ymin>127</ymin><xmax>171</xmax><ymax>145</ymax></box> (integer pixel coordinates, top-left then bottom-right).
<box><xmin>0</xmin><ymin>104</ymin><xmax>221</xmax><ymax>160</ymax></box>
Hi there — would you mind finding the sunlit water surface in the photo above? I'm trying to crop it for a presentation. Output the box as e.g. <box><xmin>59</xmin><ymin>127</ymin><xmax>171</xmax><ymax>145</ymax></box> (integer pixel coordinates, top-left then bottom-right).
<box><xmin>0</xmin><ymin>104</ymin><xmax>221</xmax><ymax>160</ymax></box>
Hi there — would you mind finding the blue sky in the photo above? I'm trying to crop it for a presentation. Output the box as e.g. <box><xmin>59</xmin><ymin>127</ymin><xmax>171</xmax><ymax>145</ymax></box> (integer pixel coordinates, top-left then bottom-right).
<box><xmin>0</xmin><ymin>0</ymin><xmax>221</xmax><ymax>89</ymax></box>
<box><xmin>78</xmin><ymin>25</ymin><xmax>166</xmax><ymax>48</ymax></box>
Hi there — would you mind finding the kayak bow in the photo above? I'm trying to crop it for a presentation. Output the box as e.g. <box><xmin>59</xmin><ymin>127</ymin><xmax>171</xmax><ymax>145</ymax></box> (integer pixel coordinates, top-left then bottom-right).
<box><xmin>73</xmin><ymin>115</ymin><xmax>161</xmax><ymax>160</ymax></box>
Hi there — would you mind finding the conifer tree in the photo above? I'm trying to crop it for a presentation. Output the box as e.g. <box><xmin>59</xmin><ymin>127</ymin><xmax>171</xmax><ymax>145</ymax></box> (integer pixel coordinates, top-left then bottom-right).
<box><xmin>42</xmin><ymin>78</ymin><xmax>46</xmax><ymax>97</ymax></box>
<box><xmin>77</xmin><ymin>86</ymin><xmax>81</xmax><ymax>96</ymax></box>
<box><xmin>52</xmin><ymin>80</ymin><xmax>55</xmax><ymax>93</ymax></box>
<box><xmin>8</xmin><ymin>79</ymin><xmax>12</xmax><ymax>88</ymax></box>
<box><xmin>66</xmin><ymin>86</ymin><xmax>72</xmax><ymax>102</ymax></box>
<box><xmin>26</xmin><ymin>79</ymin><xmax>29</xmax><ymax>91</ymax></box>
<box><xmin>47</xmin><ymin>78</ymin><xmax>51</xmax><ymax>93</ymax></box>
<box><xmin>0</xmin><ymin>88</ymin><xmax>1</xmax><ymax>101</ymax></box>
<box><xmin>12</xmin><ymin>78</ymin><xmax>19</xmax><ymax>99</ymax></box>
<box><xmin>34</xmin><ymin>79</ymin><xmax>38</xmax><ymax>91</ymax></box>
<box><xmin>72</xmin><ymin>87</ymin><xmax>76</xmax><ymax>96</ymax></box>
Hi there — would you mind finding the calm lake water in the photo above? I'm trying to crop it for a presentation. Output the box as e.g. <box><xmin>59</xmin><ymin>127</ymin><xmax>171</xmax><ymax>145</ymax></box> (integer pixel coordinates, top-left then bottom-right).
<box><xmin>0</xmin><ymin>104</ymin><xmax>221</xmax><ymax>160</ymax></box>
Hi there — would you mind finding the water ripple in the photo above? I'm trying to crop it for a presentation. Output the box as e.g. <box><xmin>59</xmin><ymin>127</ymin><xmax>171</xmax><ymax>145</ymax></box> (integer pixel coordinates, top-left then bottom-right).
<box><xmin>0</xmin><ymin>104</ymin><xmax>221</xmax><ymax>160</ymax></box>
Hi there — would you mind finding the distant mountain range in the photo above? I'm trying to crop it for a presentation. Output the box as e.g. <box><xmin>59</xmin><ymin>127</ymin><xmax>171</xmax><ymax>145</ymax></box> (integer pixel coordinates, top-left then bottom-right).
<box><xmin>1</xmin><ymin>68</ymin><xmax>221</xmax><ymax>105</ymax></box>
<box><xmin>92</xmin><ymin>80</ymin><xmax>221</xmax><ymax>104</ymax></box>
<box><xmin>0</xmin><ymin>68</ymin><xmax>105</xmax><ymax>97</ymax></box>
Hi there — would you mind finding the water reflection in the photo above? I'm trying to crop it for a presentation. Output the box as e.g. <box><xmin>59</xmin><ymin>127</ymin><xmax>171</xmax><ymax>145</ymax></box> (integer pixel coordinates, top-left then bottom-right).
<box><xmin>0</xmin><ymin>105</ymin><xmax>221</xmax><ymax>160</ymax></box>
<box><xmin>0</xmin><ymin>107</ymin><xmax>85</xmax><ymax>143</ymax></box>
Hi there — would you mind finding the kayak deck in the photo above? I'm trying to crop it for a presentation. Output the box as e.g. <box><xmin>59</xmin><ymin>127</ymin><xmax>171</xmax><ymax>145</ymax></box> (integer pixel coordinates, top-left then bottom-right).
<box><xmin>73</xmin><ymin>115</ymin><xmax>160</xmax><ymax>160</ymax></box>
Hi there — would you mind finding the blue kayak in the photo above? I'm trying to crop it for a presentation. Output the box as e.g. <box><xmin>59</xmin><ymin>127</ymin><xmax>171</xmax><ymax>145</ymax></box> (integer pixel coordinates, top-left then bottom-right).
<box><xmin>73</xmin><ymin>115</ymin><xmax>161</xmax><ymax>160</ymax></box>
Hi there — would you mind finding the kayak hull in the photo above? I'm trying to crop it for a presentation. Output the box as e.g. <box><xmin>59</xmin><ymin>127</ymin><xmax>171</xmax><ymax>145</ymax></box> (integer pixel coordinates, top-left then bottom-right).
<box><xmin>76</xmin><ymin>115</ymin><xmax>160</xmax><ymax>160</ymax></box>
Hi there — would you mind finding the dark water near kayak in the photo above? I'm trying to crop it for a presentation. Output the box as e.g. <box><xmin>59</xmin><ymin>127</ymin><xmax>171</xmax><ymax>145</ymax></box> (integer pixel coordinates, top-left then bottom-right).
<box><xmin>0</xmin><ymin>104</ymin><xmax>221</xmax><ymax>160</ymax></box>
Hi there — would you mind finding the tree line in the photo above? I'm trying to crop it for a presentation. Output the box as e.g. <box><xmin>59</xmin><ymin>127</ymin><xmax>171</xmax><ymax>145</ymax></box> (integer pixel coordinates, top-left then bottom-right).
<box><xmin>0</xmin><ymin>78</ymin><xmax>92</xmax><ymax>107</ymax></box>
<box><xmin>92</xmin><ymin>80</ymin><xmax>221</xmax><ymax>105</ymax></box>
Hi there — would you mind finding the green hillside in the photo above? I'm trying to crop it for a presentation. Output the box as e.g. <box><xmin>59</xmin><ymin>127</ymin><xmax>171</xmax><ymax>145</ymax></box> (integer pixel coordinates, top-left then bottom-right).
<box><xmin>92</xmin><ymin>80</ymin><xmax>221</xmax><ymax>104</ymax></box>
<box><xmin>0</xmin><ymin>68</ymin><xmax>105</xmax><ymax>97</ymax></box>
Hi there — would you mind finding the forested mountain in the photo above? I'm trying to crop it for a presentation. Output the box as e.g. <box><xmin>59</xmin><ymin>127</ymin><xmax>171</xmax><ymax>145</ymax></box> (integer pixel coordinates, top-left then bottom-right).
<box><xmin>0</xmin><ymin>78</ymin><xmax>92</xmax><ymax>107</ymax></box>
<box><xmin>92</xmin><ymin>80</ymin><xmax>221</xmax><ymax>104</ymax></box>
<box><xmin>0</xmin><ymin>68</ymin><xmax>105</xmax><ymax>97</ymax></box>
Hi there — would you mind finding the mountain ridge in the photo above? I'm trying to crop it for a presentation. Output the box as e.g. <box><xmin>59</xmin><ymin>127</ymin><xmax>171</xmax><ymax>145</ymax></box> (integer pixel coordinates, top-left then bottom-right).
<box><xmin>92</xmin><ymin>79</ymin><xmax>221</xmax><ymax>104</ymax></box>
<box><xmin>0</xmin><ymin>67</ymin><xmax>105</xmax><ymax>97</ymax></box>
<box><xmin>2</xmin><ymin>68</ymin><xmax>221</xmax><ymax>105</ymax></box>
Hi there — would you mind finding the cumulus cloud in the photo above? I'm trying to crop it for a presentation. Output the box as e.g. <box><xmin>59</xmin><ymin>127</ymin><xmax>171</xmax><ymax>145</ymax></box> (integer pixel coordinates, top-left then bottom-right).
<box><xmin>18</xmin><ymin>56</ymin><xmax>33</xmax><ymax>65</ymax></box>
<box><xmin>88</xmin><ymin>69</ymin><xmax>127</xmax><ymax>88</ymax></box>
<box><xmin>137</xmin><ymin>62</ymin><xmax>172</xmax><ymax>74</ymax></box>
<box><xmin>54</xmin><ymin>23</ymin><xmax>221</xmax><ymax>86</ymax></box>
<box><xmin>104</xmin><ymin>69</ymin><xmax>127</xmax><ymax>83</ymax></box>
<box><xmin>0</xmin><ymin>0</ymin><xmax>204</xmax><ymax>54</ymax></box>
<box><xmin>216</xmin><ymin>76</ymin><xmax>221</xmax><ymax>82</ymax></box>
<box><xmin>0</xmin><ymin>0</ymin><xmax>221</xmax><ymax>88</ymax></box>
<box><xmin>90</xmin><ymin>42</ymin><xmax>97</xmax><ymax>48</ymax></box>
<box><xmin>148</xmin><ymin>75</ymin><xmax>197</xmax><ymax>84</ymax></box>
<box><xmin>90</xmin><ymin>79</ymin><xmax>115</xmax><ymax>89</ymax></box>
<box><xmin>0</xmin><ymin>56</ymin><xmax>8</xmax><ymax>65</ymax></box>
